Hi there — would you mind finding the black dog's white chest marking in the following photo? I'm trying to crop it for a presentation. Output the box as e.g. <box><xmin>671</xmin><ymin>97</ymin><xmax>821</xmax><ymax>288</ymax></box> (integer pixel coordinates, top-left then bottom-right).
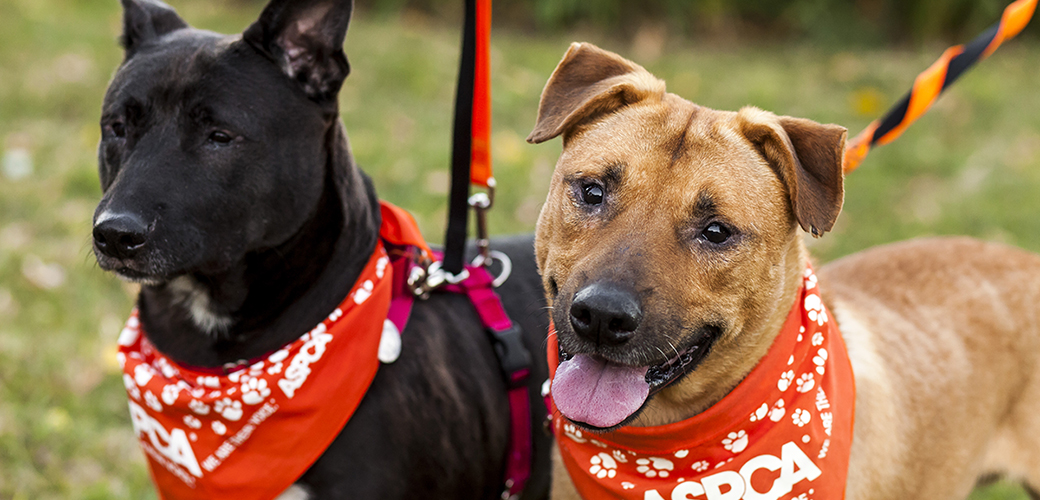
<box><xmin>168</xmin><ymin>275</ymin><xmax>233</xmax><ymax>335</ymax></box>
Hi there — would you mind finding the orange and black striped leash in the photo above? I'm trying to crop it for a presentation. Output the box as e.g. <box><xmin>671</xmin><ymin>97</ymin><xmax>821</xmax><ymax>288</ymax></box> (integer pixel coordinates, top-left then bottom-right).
<box><xmin>843</xmin><ymin>0</ymin><xmax>1037</xmax><ymax>174</ymax></box>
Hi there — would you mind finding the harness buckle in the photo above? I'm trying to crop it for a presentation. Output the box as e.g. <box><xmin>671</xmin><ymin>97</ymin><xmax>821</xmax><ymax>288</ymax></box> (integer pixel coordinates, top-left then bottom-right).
<box><xmin>489</xmin><ymin>323</ymin><xmax>532</xmax><ymax>388</ymax></box>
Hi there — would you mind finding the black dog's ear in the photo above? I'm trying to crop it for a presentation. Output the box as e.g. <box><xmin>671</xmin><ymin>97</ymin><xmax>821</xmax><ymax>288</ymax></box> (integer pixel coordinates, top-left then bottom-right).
<box><xmin>243</xmin><ymin>0</ymin><xmax>353</xmax><ymax>105</ymax></box>
<box><xmin>120</xmin><ymin>0</ymin><xmax>188</xmax><ymax>58</ymax></box>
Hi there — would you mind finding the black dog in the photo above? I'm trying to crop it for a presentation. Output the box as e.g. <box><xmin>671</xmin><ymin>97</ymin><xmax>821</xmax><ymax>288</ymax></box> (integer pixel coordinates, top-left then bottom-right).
<box><xmin>92</xmin><ymin>0</ymin><xmax>550</xmax><ymax>497</ymax></box>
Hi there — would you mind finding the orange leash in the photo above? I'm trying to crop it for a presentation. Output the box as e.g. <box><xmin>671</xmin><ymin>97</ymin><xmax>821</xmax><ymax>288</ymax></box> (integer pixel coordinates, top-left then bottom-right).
<box><xmin>843</xmin><ymin>0</ymin><xmax>1037</xmax><ymax>174</ymax></box>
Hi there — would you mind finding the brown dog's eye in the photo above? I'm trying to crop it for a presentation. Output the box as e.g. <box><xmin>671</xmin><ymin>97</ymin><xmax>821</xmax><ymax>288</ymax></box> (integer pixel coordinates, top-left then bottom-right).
<box><xmin>581</xmin><ymin>184</ymin><xmax>604</xmax><ymax>205</ymax></box>
<box><xmin>702</xmin><ymin>222</ymin><xmax>731</xmax><ymax>244</ymax></box>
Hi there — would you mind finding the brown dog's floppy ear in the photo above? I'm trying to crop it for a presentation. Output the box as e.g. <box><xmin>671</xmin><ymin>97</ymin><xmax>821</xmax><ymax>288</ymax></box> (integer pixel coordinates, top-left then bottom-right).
<box><xmin>243</xmin><ymin>0</ymin><xmax>353</xmax><ymax>105</ymax></box>
<box><xmin>527</xmin><ymin>43</ymin><xmax>666</xmax><ymax>144</ymax></box>
<box><xmin>120</xmin><ymin>0</ymin><xmax>188</xmax><ymax>59</ymax></box>
<box><xmin>737</xmin><ymin>107</ymin><xmax>847</xmax><ymax>237</ymax></box>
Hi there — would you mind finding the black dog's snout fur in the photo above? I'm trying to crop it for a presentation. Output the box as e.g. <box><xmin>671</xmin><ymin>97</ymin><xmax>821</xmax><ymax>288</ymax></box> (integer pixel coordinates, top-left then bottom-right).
<box><xmin>570</xmin><ymin>282</ymin><xmax>643</xmax><ymax>346</ymax></box>
<box><xmin>93</xmin><ymin>211</ymin><xmax>151</xmax><ymax>259</ymax></box>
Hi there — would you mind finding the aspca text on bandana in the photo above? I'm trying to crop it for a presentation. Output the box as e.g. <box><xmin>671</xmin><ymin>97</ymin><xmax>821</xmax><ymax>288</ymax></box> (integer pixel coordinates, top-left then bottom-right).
<box><xmin>642</xmin><ymin>441</ymin><xmax>821</xmax><ymax>500</ymax></box>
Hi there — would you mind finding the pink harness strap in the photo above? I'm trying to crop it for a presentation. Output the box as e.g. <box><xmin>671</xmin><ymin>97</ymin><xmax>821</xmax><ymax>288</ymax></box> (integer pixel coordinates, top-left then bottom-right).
<box><xmin>388</xmin><ymin>251</ymin><xmax>533</xmax><ymax>500</ymax></box>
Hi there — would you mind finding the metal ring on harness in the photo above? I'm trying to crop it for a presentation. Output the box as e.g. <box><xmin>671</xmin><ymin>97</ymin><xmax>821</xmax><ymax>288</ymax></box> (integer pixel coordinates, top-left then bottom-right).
<box><xmin>471</xmin><ymin>249</ymin><xmax>512</xmax><ymax>288</ymax></box>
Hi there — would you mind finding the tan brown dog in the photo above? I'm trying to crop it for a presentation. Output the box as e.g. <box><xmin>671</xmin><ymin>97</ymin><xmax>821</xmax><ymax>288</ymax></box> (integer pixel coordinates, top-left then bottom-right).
<box><xmin>528</xmin><ymin>42</ymin><xmax>1040</xmax><ymax>500</ymax></box>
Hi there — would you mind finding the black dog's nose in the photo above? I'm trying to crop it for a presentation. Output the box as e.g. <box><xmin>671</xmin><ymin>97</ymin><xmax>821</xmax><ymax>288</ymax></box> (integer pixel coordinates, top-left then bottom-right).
<box><xmin>570</xmin><ymin>282</ymin><xmax>643</xmax><ymax>346</ymax></box>
<box><xmin>93</xmin><ymin>212</ymin><xmax>150</xmax><ymax>259</ymax></box>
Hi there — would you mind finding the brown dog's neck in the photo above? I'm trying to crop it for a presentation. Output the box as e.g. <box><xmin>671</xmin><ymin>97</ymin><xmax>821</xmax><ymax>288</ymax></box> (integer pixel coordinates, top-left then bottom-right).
<box><xmin>631</xmin><ymin>232</ymin><xmax>809</xmax><ymax>426</ymax></box>
<box><xmin>137</xmin><ymin>122</ymin><xmax>382</xmax><ymax>368</ymax></box>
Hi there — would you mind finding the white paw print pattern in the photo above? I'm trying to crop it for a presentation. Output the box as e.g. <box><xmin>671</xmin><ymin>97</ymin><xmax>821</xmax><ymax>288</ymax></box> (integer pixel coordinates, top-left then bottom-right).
<box><xmin>804</xmin><ymin>294</ymin><xmax>827</xmax><ymax>326</ymax></box>
<box><xmin>563</xmin><ymin>423</ymin><xmax>587</xmax><ymax>443</ymax></box>
<box><xmin>690</xmin><ymin>460</ymin><xmax>710</xmax><ymax>472</ymax></box>
<box><xmin>804</xmin><ymin>268</ymin><xmax>817</xmax><ymax>288</ymax></box>
<box><xmin>589</xmin><ymin>453</ymin><xmax>617</xmax><ymax>479</ymax></box>
<box><xmin>133</xmin><ymin>364</ymin><xmax>154</xmax><ymax>386</ymax></box>
<box><xmin>144</xmin><ymin>391</ymin><xmax>162</xmax><ymax>412</ymax></box>
<box><xmin>212</xmin><ymin>420</ymin><xmax>227</xmax><ymax>436</ymax></box>
<box><xmin>214</xmin><ymin>398</ymin><xmax>243</xmax><ymax>421</ymax></box>
<box><xmin>354</xmin><ymin>280</ymin><xmax>375</xmax><ymax>304</ymax></box>
<box><xmin>792</xmin><ymin>408</ymin><xmax>812</xmax><ymax>427</ymax></box>
<box><xmin>778</xmin><ymin>370</ymin><xmax>795</xmax><ymax>391</ymax></box>
<box><xmin>183</xmin><ymin>415</ymin><xmax>202</xmax><ymax>429</ymax></box>
<box><xmin>621</xmin><ymin>482</ymin><xmax>636</xmax><ymax>490</ymax></box>
<box><xmin>245</xmin><ymin>361</ymin><xmax>266</xmax><ymax>379</ymax></box>
<box><xmin>161</xmin><ymin>384</ymin><xmax>181</xmax><ymax>405</ymax></box>
<box><xmin>813</xmin><ymin>348</ymin><xmax>828</xmax><ymax>375</ymax></box>
<box><xmin>612</xmin><ymin>450</ymin><xmax>629</xmax><ymax>463</ymax></box>
<box><xmin>241</xmin><ymin>377</ymin><xmax>271</xmax><ymax>405</ymax></box>
<box><xmin>197</xmin><ymin>375</ymin><xmax>221</xmax><ymax>388</ymax></box>
<box><xmin>812</xmin><ymin>331</ymin><xmax>825</xmax><ymax>346</ymax></box>
<box><xmin>635</xmin><ymin>457</ymin><xmax>674</xmax><ymax>478</ymax></box>
<box><xmin>750</xmin><ymin>403</ymin><xmax>769</xmax><ymax>422</ymax></box>
<box><xmin>123</xmin><ymin>374</ymin><xmax>141</xmax><ymax>400</ymax></box>
<box><xmin>722</xmin><ymin>430</ymin><xmax>748</xmax><ymax>453</ymax></box>
<box><xmin>769</xmin><ymin>399</ymin><xmax>786</xmax><ymax>422</ymax></box>
<box><xmin>188</xmin><ymin>399</ymin><xmax>210</xmax><ymax>415</ymax></box>
<box><xmin>267</xmin><ymin>348</ymin><xmax>290</xmax><ymax>375</ymax></box>
<box><xmin>156</xmin><ymin>359</ymin><xmax>178</xmax><ymax>378</ymax></box>
<box><xmin>795</xmin><ymin>373</ymin><xmax>816</xmax><ymax>393</ymax></box>
<box><xmin>376</xmin><ymin>256</ymin><xmax>389</xmax><ymax>278</ymax></box>
<box><xmin>674</xmin><ymin>449</ymin><xmax>689</xmax><ymax>459</ymax></box>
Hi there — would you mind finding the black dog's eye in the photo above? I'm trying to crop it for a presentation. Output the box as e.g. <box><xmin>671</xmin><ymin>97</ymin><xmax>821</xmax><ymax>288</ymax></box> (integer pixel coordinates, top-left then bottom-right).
<box><xmin>108</xmin><ymin>120</ymin><xmax>126</xmax><ymax>139</ymax></box>
<box><xmin>208</xmin><ymin>131</ymin><xmax>234</xmax><ymax>144</ymax></box>
<box><xmin>581</xmin><ymin>183</ymin><xmax>604</xmax><ymax>205</ymax></box>
<box><xmin>702</xmin><ymin>222</ymin><xmax>732</xmax><ymax>244</ymax></box>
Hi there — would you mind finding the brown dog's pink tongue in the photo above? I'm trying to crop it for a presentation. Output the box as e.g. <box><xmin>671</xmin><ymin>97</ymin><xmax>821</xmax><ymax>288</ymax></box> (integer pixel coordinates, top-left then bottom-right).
<box><xmin>552</xmin><ymin>354</ymin><xmax>650</xmax><ymax>428</ymax></box>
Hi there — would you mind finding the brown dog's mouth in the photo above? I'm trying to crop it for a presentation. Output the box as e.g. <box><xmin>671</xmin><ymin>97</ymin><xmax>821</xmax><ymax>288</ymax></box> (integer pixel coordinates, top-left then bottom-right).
<box><xmin>644</xmin><ymin>330</ymin><xmax>719</xmax><ymax>393</ymax></box>
<box><xmin>553</xmin><ymin>323</ymin><xmax>722</xmax><ymax>431</ymax></box>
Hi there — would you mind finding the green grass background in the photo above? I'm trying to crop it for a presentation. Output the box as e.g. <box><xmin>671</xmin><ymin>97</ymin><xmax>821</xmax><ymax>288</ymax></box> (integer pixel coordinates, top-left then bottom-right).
<box><xmin>1</xmin><ymin>0</ymin><xmax>1038</xmax><ymax>498</ymax></box>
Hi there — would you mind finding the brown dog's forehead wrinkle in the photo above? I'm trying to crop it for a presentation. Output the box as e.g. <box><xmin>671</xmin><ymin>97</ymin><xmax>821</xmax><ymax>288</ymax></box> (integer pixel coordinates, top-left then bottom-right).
<box><xmin>667</xmin><ymin>106</ymin><xmax>700</xmax><ymax>168</ymax></box>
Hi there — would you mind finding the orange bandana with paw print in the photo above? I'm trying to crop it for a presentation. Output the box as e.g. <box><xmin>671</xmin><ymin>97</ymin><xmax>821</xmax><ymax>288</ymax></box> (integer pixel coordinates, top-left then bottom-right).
<box><xmin>117</xmin><ymin>202</ymin><xmax>428</xmax><ymax>500</ymax></box>
<box><xmin>547</xmin><ymin>266</ymin><xmax>855</xmax><ymax>500</ymax></box>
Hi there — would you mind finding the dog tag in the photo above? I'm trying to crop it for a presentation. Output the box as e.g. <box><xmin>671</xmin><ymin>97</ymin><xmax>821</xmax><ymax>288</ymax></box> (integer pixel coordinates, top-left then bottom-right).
<box><xmin>378</xmin><ymin>320</ymin><xmax>402</xmax><ymax>364</ymax></box>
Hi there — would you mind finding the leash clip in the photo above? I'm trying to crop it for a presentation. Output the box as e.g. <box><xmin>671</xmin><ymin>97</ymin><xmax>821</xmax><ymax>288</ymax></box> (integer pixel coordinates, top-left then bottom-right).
<box><xmin>408</xmin><ymin>260</ymin><xmax>470</xmax><ymax>299</ymax></box>
<box><xmin>469</xmin><ymin>178</ymin><xmax>495</xmax><ymax>269</ymax></box>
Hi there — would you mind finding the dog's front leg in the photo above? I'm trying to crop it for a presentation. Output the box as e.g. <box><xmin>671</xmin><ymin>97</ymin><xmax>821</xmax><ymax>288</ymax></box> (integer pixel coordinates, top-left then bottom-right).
<box><xmin>550</xmin><ymin>445</ymin><xmax>582</xmax><ymax>500</ymax></box>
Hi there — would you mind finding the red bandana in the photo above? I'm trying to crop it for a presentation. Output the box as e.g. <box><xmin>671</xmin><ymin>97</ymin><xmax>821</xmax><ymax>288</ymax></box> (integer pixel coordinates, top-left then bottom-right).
<box><xmin>117</xmin><ymin>202</ymin><xmax>428</xmax><ymax>499</ymax></box>
<box><xmin>547</xmin><ymin>266</ymin><xmax>855</xmax><ymax>500</ymax></box>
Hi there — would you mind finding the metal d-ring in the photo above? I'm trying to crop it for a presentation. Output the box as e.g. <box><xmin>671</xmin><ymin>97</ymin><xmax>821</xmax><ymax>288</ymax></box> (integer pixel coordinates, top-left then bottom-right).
<box><xmin>472</xmin><ymin>250</ymin><xmax>512</xmax><ymax>288</ymax></box>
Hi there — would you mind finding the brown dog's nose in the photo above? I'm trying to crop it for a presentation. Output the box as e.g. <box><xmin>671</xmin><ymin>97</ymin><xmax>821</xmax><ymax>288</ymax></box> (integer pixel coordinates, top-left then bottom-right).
<box><xmin>570</xmin><ymin>283</ymin><xmax>642</xmax><ymax>346</ymax></box>
<box><xmin>93</xmin><ymin>211</ymin><xmax>150</xmax><ymax>259</ymax></box>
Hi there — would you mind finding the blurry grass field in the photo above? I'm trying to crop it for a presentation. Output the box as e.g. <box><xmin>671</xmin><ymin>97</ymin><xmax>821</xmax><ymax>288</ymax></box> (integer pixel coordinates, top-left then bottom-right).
<box><xmin>1</xmin><ymin>0</ymin><xmax>1039</xmax><ymax>498</ymax></box>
